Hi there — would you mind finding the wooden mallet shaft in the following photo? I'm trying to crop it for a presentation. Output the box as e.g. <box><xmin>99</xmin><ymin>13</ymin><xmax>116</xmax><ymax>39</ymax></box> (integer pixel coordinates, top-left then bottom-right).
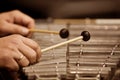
<box><xmin>41</xmin><ymin>36</ymin><xmax>83</xmax><ymax>52</ymax></box>
<box><xmin>29</xmin><ymin>29</ymin><xmax>59</xmax><ymax>34</ymax></box>
<box><xmin>41</xmin><ymin>31</ymin><xmax>91</xmax><ymax>53</ymax></box>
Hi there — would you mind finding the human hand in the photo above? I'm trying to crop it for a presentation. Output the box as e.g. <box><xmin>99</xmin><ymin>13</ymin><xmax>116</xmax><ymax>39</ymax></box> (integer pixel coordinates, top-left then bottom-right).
<box><xmin>0</xmin><ymin>10</ymin><xmax>35</xmax><ymax>37</ymax></box>
<box><xmin>0</xmin><ymin>34</ymin><xmax>41</xmax><ymax>71</ymax></box>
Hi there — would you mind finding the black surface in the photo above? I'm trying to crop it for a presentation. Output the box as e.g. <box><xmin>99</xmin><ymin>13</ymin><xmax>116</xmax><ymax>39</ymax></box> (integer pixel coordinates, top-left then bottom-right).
<box><xmin>0</xmin><ymin>0</ymin><xmax>120</xmax><ymax>19</ymax></box>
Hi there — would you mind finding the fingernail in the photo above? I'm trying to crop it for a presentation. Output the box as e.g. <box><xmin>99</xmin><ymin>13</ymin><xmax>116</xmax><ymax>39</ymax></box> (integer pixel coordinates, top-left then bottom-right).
<box><xmin>22</xmin><ymin>28</ymin><xmax>29</xmax><ymax>34</ymax></box>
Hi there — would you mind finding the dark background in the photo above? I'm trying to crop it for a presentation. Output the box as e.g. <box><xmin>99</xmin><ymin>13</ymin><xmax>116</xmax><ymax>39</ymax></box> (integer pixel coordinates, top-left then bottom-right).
<box><xmin>0</xmin><ymin>0</ymin><xmax>120</xmax><ymax>19</ymax></box>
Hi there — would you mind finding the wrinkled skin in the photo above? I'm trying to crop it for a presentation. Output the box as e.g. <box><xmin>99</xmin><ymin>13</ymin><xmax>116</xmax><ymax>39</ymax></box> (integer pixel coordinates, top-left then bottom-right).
<box><xmin>0</xmin><ymin>10</ymin><xmax>41</xmax><ymax>71</ymax></box>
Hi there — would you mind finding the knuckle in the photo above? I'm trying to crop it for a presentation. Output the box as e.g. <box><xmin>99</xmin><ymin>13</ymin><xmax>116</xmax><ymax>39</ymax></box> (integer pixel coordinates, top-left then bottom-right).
<box><xmin>7</xmin><ymin>36</ymin><xmax>22</xmax><ymax>47</ymax></box>
<box><xmin>12</xmin><ymin>34</ymin><xmax>22</xmax><ymax>38</ymax></box>
<box><xmin>21</xmin><ymin>58</ymin><xmax>29</xmax><ymax>67</ymax></box>
<box><xmin>9</xmin><ymin>10</ymin><xmax>22</xmax><ymax>18</ymax></box>
<box><xmin>22</xmin><ymin>62</ymin><xmax>29</xmax><ymax>67</ymax></box>
<box><xmin>7</xmin><ymin>44</ymin><xmax>17</xmax><ymax>51</ymax></box>
<box><xmin>2</xmin><ymin>52</ymin><xmax>11</xmax><ymax>60</ymax></box>
<box><xmin>31</xmin><ymin>53</ymin><xmax>36</xmax><ymax>61</ymax></box>
<box><xmin>11</xmin><ymin>10</ymin><xmax>21</xmax><ymax>14</ymax></box>
<box><xmin>29</xmin><ymin>52</ymin><xmax>37</xmax><ymax>64</ymax></box>
<box><xmin>33</xmin><ymin>43</ymin><xmax>39</xmax><ymax>51</ymax></box>
<box><xmin>11</xmin><ymin>34</ymin><xmax>23</xmax><ymax>41</ymax></box>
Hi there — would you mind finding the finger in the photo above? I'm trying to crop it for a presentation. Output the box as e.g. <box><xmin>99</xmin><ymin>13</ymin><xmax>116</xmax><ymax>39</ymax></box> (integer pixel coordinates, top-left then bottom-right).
<box><xmin>4</xmin><ymin>58</ymin><xmax>19</xmax><ymax>71</ymax></box>
<box><xmin>18</xmin><ymin>42</ymin><xmax>37</xmax><ymax>64</ymax></box>
<box><xmin>0</xmin><ymin>12</ymin><xmax>14</xmax><ymax>23</ymax></box>
<box><xmin>13</xmin><ymin>50</ymin><xmax>30</xmax><ymax>67</ymax></box>
<box><xmin>0</xmin><ymin>21</ymin><xmax>29</xmax><ymax>35</ymax></box>
<box><xmin>0</xmin><ymin>50</ymin><xmax>19</xmax><ymax>71</ymax></box>
<box><xmin>9</xmin><ymin>10</ymin><xmax>35</xmax><ymax>29</ymax></box>
<box><xmin>17</xmin><ymin>55</ymin><xmax>30</xmax><ymax>67</ymax></box>
<box><xmin>22</xmin><ymin>37</ymin><xmax>41</xmax><ymax>61</ymax></box>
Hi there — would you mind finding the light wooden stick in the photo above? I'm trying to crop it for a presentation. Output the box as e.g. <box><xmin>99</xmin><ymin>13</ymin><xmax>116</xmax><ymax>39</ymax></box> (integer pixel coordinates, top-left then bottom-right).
<box><xmin>29</xmin><ymin>29</ymin><xmax>59</xmax><ymax>34</ymax></box>
<box><xmin>41</xmin><ymin>36</ymin><xmax>83</xmax><ymax>52</ymax></box>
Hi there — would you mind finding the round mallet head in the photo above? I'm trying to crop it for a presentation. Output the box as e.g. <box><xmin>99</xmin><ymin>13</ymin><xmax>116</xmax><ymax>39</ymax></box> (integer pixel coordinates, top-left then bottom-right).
<box><xmin>59</xmin><ymin>28</ymin><xmax>69</xmax><ymax>38</ymax></box>
<box><xmin>81</xmin><ymin>31</ymin><xmax>90</xmax><ymax>41</ymax></box>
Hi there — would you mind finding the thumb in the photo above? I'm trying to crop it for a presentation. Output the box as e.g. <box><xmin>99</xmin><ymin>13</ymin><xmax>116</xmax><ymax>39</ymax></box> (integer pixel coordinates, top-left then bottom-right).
<box><xmin>1</xmin><ymin>22</ymin><xmax>29</xmax><ymax>36</ymax></box>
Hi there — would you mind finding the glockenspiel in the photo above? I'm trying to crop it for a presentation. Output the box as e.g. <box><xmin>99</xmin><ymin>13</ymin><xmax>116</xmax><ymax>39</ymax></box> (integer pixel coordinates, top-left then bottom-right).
<box><xmin>21</xmin><ymin>19</ymin><xmax>120</xmax><ymax>80</ymax></box>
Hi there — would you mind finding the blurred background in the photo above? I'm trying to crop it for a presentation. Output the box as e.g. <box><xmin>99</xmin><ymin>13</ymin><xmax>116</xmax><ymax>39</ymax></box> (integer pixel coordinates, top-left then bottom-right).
<box><xmin>0</xmin><ymin>0</ymin><xmax>120</xmax><ymax>19</ymax></box>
